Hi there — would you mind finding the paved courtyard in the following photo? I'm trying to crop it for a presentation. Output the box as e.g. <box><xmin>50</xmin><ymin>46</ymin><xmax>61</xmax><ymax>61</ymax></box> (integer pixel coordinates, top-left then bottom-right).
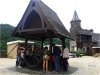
<box><xmin>0</xmin><ymin>56</ymin><xmax>100</xmax><ymax>75</ymax></box>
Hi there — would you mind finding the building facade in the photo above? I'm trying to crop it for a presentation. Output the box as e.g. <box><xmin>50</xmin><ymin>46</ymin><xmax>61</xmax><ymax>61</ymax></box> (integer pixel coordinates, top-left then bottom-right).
<box><xmin>70</xmin><ymin>11</ymin><xmax>100</xmax><ymax>56</ymax></box>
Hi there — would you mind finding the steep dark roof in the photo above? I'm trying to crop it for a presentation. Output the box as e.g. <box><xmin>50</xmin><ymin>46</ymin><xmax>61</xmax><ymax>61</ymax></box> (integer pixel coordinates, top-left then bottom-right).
<box><xmin>76</xmin><ymin>30</ymin><xmax>93</xmax><ymax>35</ymax></box>
<box><xmin>92</xmin><ymin>33</ymin><xmax>100</xmax><ymax>47</ymax></box>
<box><xmin>70</xmin><ymin>10</ymin><xmax>81</xmax><ymax>23</ymax></box>
<box><xmin>37</xmin><ymin>0</ymin><xmax>70</xmax><ymax>38</ymax></box>
<box><xmin>12</xmin><ymin>0</ymin><xmax>73</xmax><ymax>40</ymax></box>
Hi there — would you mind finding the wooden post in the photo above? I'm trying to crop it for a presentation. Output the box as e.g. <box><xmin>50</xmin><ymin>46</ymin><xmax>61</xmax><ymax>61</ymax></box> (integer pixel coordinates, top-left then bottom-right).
<box><xmin>25</xmin><ymin>38</ymin><xmax>28</xmax><ymax>48</ymax></box>
<box><xmin>24</xmin><ymin>37</ymin><xmax>28</xmax><ymax>63</ymax></box>
<box><xmin>60</xmin><ymin>38</ymin><xmax>65</xmax><ymax>50</ymax></box>
<box><xmin>49</xmin><ymin>37</ymin><xmax>52</xmax><ymax>71</ymax></box>
<box><xmin>60</xmin><ymin>38</ymin><xmax>65</xmax><ymax>66</ymax></box>
<box><xmin>46</xmin><ymin>32</ymin><xmax>53</xmax><ymax>71</ymax></box>
<box><xmin>41</xmin><ymin>38</ymin><xmax>45</xmax><ymax>50</ymax></box>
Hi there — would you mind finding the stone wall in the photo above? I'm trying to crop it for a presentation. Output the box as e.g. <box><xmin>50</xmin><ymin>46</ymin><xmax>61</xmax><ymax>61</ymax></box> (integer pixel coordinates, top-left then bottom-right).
<box><xmin>0</xmin><ymin>50</ymin><xmax>7</xmax><ymax>58</ymax></box>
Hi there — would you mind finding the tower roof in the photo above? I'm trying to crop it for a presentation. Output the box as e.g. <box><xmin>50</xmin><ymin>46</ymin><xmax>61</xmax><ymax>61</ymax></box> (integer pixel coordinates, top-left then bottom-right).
<box><xmin>70</xmin><ymin>10</ymin><xmax>81</xmax><ymax>23</ymax></box>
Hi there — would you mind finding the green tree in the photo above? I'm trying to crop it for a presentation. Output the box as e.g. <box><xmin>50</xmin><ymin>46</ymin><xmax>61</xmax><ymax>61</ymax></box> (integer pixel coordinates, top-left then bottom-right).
<box><xmin>0</xmin><ymin>24</ymin><xmax>22</xmax><ymax>50</ymax></box>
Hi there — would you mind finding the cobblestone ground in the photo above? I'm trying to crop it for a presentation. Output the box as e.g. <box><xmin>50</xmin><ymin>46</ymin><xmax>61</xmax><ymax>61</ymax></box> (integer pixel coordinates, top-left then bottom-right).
<box><xmin>0</xmin><ymin>56</ymin><xmax>100</xmax><ymax>75</ymax></box>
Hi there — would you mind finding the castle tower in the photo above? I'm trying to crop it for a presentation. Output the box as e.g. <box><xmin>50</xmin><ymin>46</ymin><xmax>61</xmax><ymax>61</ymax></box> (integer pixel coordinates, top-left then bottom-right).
<box><xmin>70</xmin><ymin>10</ymin><xmax>82</xmax><ymax>40</ymax></box>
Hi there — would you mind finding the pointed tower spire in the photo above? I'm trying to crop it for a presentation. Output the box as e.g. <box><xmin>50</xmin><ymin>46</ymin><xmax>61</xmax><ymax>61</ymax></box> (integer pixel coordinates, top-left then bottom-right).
<box><xmin>70</xmin><ymin>10</ymin><xmax>82</xmax><ymax>40</ymax></box>
<box><xmin>70</xmin><ymin>10</ymin><xmax>81</xmax><ymax>23</ymax></box>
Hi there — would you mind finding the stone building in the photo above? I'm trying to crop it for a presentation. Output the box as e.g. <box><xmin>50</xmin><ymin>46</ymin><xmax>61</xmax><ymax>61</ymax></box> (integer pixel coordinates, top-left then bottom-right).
<box><xmin>70</xmin><ymin>10</ymin><xmax>100</xmax><ymax>56</ymax></box>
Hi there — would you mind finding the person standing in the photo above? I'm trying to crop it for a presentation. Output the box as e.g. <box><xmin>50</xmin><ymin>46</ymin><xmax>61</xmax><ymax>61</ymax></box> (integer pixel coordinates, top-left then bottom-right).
<box><xmin>42</xmin><ymin>46</ymin><xmax>50</xmax><ymax>73</ymax></box>
<box><xmin>17</xmin><ymin>44</ymin><xmax>25</xmax><ymax>68</ymax></box>
<box><xmin>62</xmin><ymin>45</ymin><xmax>69</xmax><ymax>72</ymax></box>
<box><xmin>53</xmin><ymin>44</ymin><xmax>61</xmax><ymax>73</ymax></box>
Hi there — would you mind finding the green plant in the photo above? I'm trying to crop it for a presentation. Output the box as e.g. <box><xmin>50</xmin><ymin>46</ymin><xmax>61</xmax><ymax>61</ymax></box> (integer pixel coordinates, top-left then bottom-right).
<box><xmin>76</xmin><ymin>50</ymin><xmax>84</xmax><ymax>57</ymax></box>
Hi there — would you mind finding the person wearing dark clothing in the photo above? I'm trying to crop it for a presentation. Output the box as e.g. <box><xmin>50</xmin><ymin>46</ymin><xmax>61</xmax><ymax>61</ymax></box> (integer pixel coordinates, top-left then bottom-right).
<box><xmin>53</xmin><ymin>46</ymin><xmax>61</xmax><ymax>56</ymax></box>
<box><xmin>53</xmin><ymin>44</ymin><xmax>61</xmax><ymax>73</ymax></box>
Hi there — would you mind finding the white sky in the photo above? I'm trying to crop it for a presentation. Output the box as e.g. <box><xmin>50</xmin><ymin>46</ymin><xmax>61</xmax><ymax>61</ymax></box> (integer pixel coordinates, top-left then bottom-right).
<box><xmin>0</xmin><ymin>0</ymin><xmax>100</xmax><ymax>33</ymax></box>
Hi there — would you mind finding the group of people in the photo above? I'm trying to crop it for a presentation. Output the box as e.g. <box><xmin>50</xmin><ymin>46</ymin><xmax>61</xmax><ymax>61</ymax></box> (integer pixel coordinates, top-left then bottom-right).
<box><xmin>16</xmin><ymin>44</ymin><xmax>69</xmax><ymax>72</ymax></box>
<box><xmin>42</xmin><ymin>44</ymin><xmax>69</xmax><ymax>73</ymax></box>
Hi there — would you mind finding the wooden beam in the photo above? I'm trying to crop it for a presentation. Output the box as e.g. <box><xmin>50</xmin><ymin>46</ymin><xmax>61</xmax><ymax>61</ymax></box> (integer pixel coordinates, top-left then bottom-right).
<box><xmin>17</xmin><ymin>27</ymin><xmax>51</xmax><ymax>33</ymax></box>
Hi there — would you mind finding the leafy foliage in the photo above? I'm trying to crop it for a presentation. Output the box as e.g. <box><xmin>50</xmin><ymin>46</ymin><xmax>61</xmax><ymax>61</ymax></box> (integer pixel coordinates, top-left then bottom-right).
<box><xmin>0</xmin><ymin>24</ymin><xmax>22</xmax><ymax>50</ymax></box>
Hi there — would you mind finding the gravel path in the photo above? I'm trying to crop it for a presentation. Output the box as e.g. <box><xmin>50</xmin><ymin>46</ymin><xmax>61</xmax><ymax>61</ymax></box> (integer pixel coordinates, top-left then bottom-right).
<box><xmin>0</xmin><ymin>56</ymin><xmax>100</xmax><ymax>75</ymax></box>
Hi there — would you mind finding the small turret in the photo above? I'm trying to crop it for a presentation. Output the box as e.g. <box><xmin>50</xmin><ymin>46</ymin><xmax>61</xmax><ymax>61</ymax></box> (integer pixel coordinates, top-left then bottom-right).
<box><xmin>70</xmin><ymin>10</ymin><xmax>81</xmax><ymax>23</ymax></box>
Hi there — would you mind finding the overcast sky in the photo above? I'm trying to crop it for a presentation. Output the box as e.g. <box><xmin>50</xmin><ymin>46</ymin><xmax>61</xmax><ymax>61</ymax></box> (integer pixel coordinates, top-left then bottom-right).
<box><xmin>0</xmin><ymin>0</ymin><xmax>100</xmax><ymax>33</ymax></box>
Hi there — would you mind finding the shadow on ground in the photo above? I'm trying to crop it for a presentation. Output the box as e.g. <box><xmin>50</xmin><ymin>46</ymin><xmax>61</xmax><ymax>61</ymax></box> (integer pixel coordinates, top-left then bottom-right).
<box><xmin>5</xmin><ymin>66</ymin><xmax>78</xmax><ymax>75</ymax></box>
